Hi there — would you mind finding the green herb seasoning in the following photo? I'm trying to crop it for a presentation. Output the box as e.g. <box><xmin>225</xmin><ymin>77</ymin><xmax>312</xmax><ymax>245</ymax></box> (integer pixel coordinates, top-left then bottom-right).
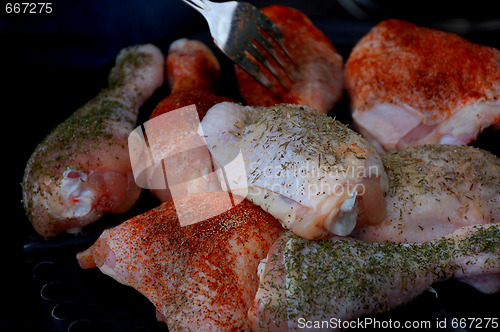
<box><xmin>258</xmin><ymin>224</ymin><xmax>499</xmax><ymax>326</ymax></box>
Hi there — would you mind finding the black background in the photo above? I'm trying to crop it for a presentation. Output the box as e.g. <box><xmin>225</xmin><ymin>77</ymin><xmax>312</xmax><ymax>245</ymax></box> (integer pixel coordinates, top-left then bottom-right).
<box><xmin>2</xmin><ymin>1</ymin><xmax>500</xmax><ymax>331</ymax></box>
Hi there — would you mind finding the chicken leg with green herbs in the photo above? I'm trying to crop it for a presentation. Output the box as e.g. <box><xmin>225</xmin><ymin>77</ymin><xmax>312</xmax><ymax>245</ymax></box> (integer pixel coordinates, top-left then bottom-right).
<box><xmin>22</xmin><ymin>44</ymin><xmax>164</xmax><ymax>237</ymax></box>
<box><xmin>250</xmin><ymin>224</ymin><xmax>500</xmax><ymax>331</ymax></box>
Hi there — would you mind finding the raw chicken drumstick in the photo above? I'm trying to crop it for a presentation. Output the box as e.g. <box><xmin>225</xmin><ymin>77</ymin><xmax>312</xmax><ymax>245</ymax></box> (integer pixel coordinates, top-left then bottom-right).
<box><xmin>77</xmin><ymin>192</ymin><xmax>285</xmax><ymax>331</ymax></box>
<box><xmin>22</xmin><ymin>44</ymin><xmax>164</xmax><ymax>237</ymax></box>
<box><xmin>345</xmin><ymin>19</ymin><xmax>500</xmax><ymax>151</ymax></box>
<box><xmin>235</xmin><ymin>5</ymin><xmax>344</xmax><ymax>114</ymax></box>
<box><xmin>145</xmin><ymin>39</ymin><xmax>234</xmax><ymax>202</ymax></box>
<box><xmin>250</xmin><ymin>224</ymin><xmax>500</xmax><ymax>331</ymax></box>
<box><xmin>351</xmin><ymin>144</ymin><xmax>500</xmax><ymax>293</ymax></box>
<box><xmin>150</xmin><ymin>38</ymin><xmax>234</xmax><ymax>121</ymax></box>
<box><xmin>202</xmin><ymin>102</ymin><xmax>388</xmax><ymax>239</ymax></box>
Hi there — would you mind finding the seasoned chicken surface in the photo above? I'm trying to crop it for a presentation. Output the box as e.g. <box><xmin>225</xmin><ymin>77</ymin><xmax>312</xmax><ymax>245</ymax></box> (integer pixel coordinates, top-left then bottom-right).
<box><xmin>150</xmin><ymin>38</ymin><xmax>234</xmax><ymax>121</ymax></box>
<box><xmin>352</xmin><ymin>144</ymin><xmax>500</xmax><ymax>293</ymax></box>
<box><xmin>250</xmin><ymin>224</ymin><xmax>500</xmax><ymax>331</ymax></box>
<box><xmin>235</xmin><ymin>5</ymin><xmax>344</xmax><ymax>114</ymax></box>
<box><xmin>201</xmin><ymin>102</ymin><xmax>388</xmax><ymax>239</ymax></box>
<box><xmin>141</xmin><ymin>39</ymin><xmax>233</xmax><ymax>203</ymax></box>
<box><xmin>352</xmin><ymin>145</ymin><xmax>500</xmax><ymax>242</ymax></box>
<box><xmin>345</xmin><ymin>19</ymin><xmax>500</xmax><ymax>151</ymax></box>
<box><xmin>77</xmin><ymin>192</ymin><xmax>285</xmax><ymax>331</ymax></box>
<box><xmin>22</xmin><ymin>44</ymin><xmax>164</xmax><ymax>237</ymax></box>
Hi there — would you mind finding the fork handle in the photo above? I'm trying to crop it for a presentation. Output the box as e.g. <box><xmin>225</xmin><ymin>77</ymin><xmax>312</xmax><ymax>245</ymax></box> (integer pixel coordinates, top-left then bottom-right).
<box><xmin>181</xmin><ymin>0</ymin><xmax>212</xmax><ymax>12</ymax></box>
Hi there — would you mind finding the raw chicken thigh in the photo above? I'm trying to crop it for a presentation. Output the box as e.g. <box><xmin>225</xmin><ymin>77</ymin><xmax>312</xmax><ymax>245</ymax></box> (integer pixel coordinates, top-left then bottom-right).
<box><xmin>202</xmin><ymin>102</ymin><xmax>388</xmax><ymax>239</ymax></box>
<box><xmin>77</xmin><ymin>192</ymin><xmax>285</xmax><ymax>331</ymax></box>
<box><xmin>22</xmin><ymin>44</ymin><xmax>164</xmax><ymax>237</ymax></box>
<box><xmin>250</xmin><ymin>224</ymin><xmax>500</xmax><ymax>331</ymax></box>
<box><xmin>351</xmin><ymin>144</ymin><xmax>500</xmax><ymax>293</ymax></box>
<box><xmin>235</xmin><ymin>5</ymin><xmax>344</xmax><ymax>114</ymax></box>
<box><xmin>345</xmin><ymin>19</ymin><xmax>500</xmax><ymax>151</ymax></box>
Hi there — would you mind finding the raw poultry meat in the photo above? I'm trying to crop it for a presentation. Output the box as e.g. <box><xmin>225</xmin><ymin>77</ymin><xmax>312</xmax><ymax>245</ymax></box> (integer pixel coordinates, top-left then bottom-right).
<box><xmin>144</xmin><ymin>39</ymin><xmax>234</xmax><ymax>202</ymax></box>
<box><xmin>352</xmin><ymin>145</ymin><xmax>500</xmax><ymax>242</ymax></box>
<box><xmin>345</xmin><ymin>19</ymin><xmax>500</xmax><ymax>151</ymax></box>
<box><xmin>77</xmin><ymin>192</ymin><xmax>285</xmax><ymax>331</ymax></box>
<box><xmin>201</xmin><ymin>102</ymin><xmax>388</xmax><ymax>239</ymax></box>
<box><xmin>249</xmin><ymin>224</ymin><xmax>500</xmax><ymax>331</ymax></box>
<box><xmin>235</xmin><ymin>5</ymin><xmax>344</xmax><ymax>114</ymax></box>
<box><xmin>351</xmin><ymin>144</ymin><xmax>500</xmax><ymax>293</ymax></box>
<box><xmin>150</xmin><ymin>38</ymin><xmax>234</xmax><ymax>120</ymax></box>
<box><xmin>22</xmin><ymin>44</ymin><xmax>164</xmax><ymax>237</ymax></box>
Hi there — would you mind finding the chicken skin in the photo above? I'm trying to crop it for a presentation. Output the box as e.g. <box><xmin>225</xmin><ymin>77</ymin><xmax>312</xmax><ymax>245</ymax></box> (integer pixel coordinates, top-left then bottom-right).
<box><xmin>250</xmin><ymin>224</ymin><xmax>500</xmax><ymax>331</ymax></box>
<box><xmin>77</xmin><ymin>192</ymin><xmax>285</xmax><ymax>331</ymax></box>
<box><xmin>235</xmin><ymin>5</ymin><xmax>344</xmax><ymax>114</ymax></box>
<box><xmin>351</xmin><ymin>144</ymin><xmax>500</xmax><ymax>293</ymax></box>
<box><xmin>345</xmin><ymin>19</ymin><xmax>500</xmax><ymax>151</ymax></box>
<box><xmin>201</xmin><ymin>102</ymin><xmax>388</xmax><ymax>239</ymax></box>
<box><xmin>352</xmin><ymin>145</ymin><xmax>500</xmax><ymax>242</ymax></box>
<box><xmin>22</xmin><ymin>44</ymin><xmax>164</xmax><ymax>237</ymax></box>
<box><xmin>143</xmin><ymin>39</ymin><xmax>234</xmax><ymax>203</ymax></box>
<box><xmin>150</xmin><ymin>38</ymin><xmax>234</xmax><ymax>121</ymax></box>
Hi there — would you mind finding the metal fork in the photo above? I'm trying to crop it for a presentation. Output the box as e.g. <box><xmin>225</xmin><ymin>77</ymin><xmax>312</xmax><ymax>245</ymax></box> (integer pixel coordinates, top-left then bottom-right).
<box><xmin>181</xmin><ymin>0</ymin><xmax>295</xmax><ymax>92</ymax></box>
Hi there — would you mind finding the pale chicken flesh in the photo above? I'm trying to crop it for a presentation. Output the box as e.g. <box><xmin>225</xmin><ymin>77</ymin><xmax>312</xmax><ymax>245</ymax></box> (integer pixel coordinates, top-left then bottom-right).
<box><xmin>345</xmin><ymin>19</ymin><xmax>500</xmax><ymax>151</ymax></box>
<box><xmin>201</xmin><ymin>102</ymin><xmax>388</xmax><ymax>239</ymax></box>
<box><xmin>250</xmin><ymin>224</ymin><xmax>500</xmax><ymax>331</ymax></box>
<box><xmin>22</xmin><ymin>44</ymin><xmax>164</xmax><ymax>237</ymax></box>
<box><xmin>77</xmin><ymin>192</ymin><xmax>285</xmax><ymax>331</ymax></box>
<box><xmin>351</xmin><ymin>144</ymin><xmax>500</xmax><ymax>293</ymax></box>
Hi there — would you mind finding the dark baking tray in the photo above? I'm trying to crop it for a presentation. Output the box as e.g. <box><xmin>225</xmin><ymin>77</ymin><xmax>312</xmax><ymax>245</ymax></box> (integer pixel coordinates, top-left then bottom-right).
<box><xmin>4</xmin><ymin>1</ymin><xmax>500</xmax><ymax>331</ymax></box>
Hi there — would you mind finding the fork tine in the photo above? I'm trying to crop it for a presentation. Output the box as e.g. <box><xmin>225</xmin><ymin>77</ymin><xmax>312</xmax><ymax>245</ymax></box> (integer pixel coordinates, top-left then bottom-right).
<box><xmin>246</xmin><ymin>43</ymin><xmax>293</xmax><ymax>91</ymax></box>
<box><xmin>217</xmin><ymin>44</ymin><xmax>279</xmax><ymax>91</ymax></box>
<box><xmin>182</xmin><ymin>0</ymin><xmax>297</xmax><ymax>94</ymax></box>
<box><xmin>244</xmin><ymin>5</ymin><xmax>297</xmax><ymax>76</ymax></box>
<box><xmin>253</xmin><ymin>30</ymin><xmax>294</xmax><ymax>75</ymax></box>
<box><xmin>246</xmin><ymin>44</ymin><xmax>282</xmax><ymax>79</ymax></box>
<box><xmin>255</xmin><ymin>12</ymin><xmax>284</xmax><ymax>41</ymax></box>
<box><xmin>246</xmin><ymin>43</ymin><xmax>267</xmax><ymax>66</ymax></box>
<box><xmin>235</xmin><ymin>54</ymin><xmax>274</xmax><ymax>91</ymax></box>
